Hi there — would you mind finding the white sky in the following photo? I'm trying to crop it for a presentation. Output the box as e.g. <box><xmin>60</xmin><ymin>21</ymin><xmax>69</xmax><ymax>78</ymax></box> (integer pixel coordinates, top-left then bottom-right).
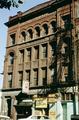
<box><xmin>0</xmin><ymin>0</ymin><xmax>49</xmax><ymax>89</ymax></box>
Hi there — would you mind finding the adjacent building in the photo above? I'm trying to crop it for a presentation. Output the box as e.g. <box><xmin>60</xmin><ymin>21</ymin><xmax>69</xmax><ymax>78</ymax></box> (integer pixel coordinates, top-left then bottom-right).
<box><xmin>1</xmin><ymin>0</ymin><xmax>79</xmax><ymax>120</ymax></box>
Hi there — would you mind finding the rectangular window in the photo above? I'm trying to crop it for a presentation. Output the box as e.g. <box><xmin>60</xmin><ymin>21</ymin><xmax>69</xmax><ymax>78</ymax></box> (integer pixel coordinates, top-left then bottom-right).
<box><xmin>19</xmin><ymin>49</ymin><xmax>24</xmax><ymax>63</ymax></box>
<box><xmin>10</xmin><ymin>55</ymin><xmax>14</xmax><ymax>64</ymax></box>
<box><xmin>33</xmin><ymin>69</ymin><xmax>38</xmax><ymax>86</ymax></box>
<box><xmin>34</xmin><ymin>46</ymin><xmax>39</xmax><ymax>59</ymax></box>
<box><xmin>42</xmin><ymin>67</ymin><xmax>47</xmax><ymax>85</ymax></box>
<box><xmin>19</xmin><ymin>71</ymin><xmax>23</xmax><ymax>87</ymax></box>
<box><xmin>10</xmin><ymin>33</ymin><xmax>15</xmax><ymax>45</ymax></box>
<box><xmin>62</xmin><ymin>14</ymin><xmax>71</xmax><ymax>29</ymax></box>
<box><xmin>8</xmin><ymin>73</ymin><xmax>12</xmax><ymax>88</ymax></box>
<box><xmin>42</xmin><ymin>44</ymin><xmax>47</xmax><ymax>58</ymax></box>
<box><xmin>26</xmin><ymin>70</ymin><xmax>30</xmax><ymax>81</ymax></box>
<box><xmin>27</xmin><ymin>48</ymin><xmax>31</xmax><ymax>61</ymax></box>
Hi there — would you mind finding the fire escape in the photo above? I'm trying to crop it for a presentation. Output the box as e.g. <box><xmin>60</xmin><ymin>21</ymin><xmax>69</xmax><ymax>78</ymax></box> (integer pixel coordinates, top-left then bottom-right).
<box><xmin>49</xmin><ymin>15</ymin><xmax>75</xmax><ymax>89</ymax></box>
<box><xmin>49</xmin><ymin>12</ymin><xmax>79</xmax><ymax>118</ymax></box>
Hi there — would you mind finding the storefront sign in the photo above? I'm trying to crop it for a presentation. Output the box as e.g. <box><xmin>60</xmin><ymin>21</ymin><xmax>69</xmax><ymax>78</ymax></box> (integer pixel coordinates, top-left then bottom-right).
<box><xmin>35</xmin><ymin>98</ymin><xmax>47</xmax><ymax>108</ymax></box>
<box><xmin>48</xmin><ymin>94</ymin><xmax>57</xmax><ymax>103</ymax></box>
<box><xmin>22</xmin><ymin>80</ymin><xmax>29</xmax><ymax>94</ymax></box>
<box><xmin>48</xmin><ymin>97</ymin><xmax>57</xmax><ymax>103</ymax></box>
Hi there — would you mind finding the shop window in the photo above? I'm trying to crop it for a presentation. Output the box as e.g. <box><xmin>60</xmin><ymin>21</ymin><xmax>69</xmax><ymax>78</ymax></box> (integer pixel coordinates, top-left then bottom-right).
<box><xmin>8</xmin><ymin>73</ymin><xmax>12</xmax><ymax>88</ymax></box>
<box><xmin>33</xmin><ymin>69</ymin><xmax>38</xmax><ymax>86</ymax></box>
<box><xmin>42</xmin><ymin>44</ymin><xmax>47</xmax><ymax>58</ymax></box>
<box><xmin>9</xmin><ymin>52</ymin><xmax>14</xmax><ymax>64</ymax></box>
<box><xmin>42</xmin><ymin>67</ymin><xmax>47</xmax><ymax>85</ymax></box>
<box><xmin>19</xmin><ymin>71</ymin><xmax>23</xmax><ymax>87</ymax></box>
<box><xmin>34</xmin><ymin>46</ymin><xmax>39</xmax><ymax>59</ymax></box>
<box><xmin>10</xmin><ymin>33</ymin><xmax>15</xmax><ymax>45</ymax></box>
<box><xmin>27</xmin><ymin>48</ymin><xmax>31</xmax><ymax>61</ymax></box>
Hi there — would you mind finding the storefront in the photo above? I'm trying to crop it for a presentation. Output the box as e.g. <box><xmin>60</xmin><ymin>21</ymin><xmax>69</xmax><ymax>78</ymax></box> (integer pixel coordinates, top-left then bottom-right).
<box><xmin>32</xmin><ymin>94</ymin><xmax>74</xmax><ymax>120</ymax></box>
<box><xmin>32</xmin><ymin>94</ymin><xmax>57</xmax><ymax>120</ymax></box>
<box><xmin>14</xmin><ymin>92</ymin><xmax>33</xmax><ymax>119</ymax></box>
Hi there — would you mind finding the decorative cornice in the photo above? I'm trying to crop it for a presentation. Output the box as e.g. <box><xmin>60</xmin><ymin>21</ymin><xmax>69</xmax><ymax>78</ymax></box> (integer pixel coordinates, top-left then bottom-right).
<box><xmin>4</xmin><ymin>0</ymin><xmax>72</xmax><ymax>27</ymax></box>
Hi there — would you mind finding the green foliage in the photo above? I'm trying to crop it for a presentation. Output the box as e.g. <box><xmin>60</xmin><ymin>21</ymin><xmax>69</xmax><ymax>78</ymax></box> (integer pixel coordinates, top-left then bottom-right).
<box><xmin>0</xmin><ymin>0</ymin><xmax>23</xmax><ymax>10</ymax></box>
<box><xmin>65</xmin><ymin>22</ymin><xmax>73</xmax><ymax>31</ymax></box>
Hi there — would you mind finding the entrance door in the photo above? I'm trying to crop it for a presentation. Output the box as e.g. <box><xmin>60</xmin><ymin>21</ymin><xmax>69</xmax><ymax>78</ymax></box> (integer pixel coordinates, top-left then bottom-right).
<box><xmin>16</xmin><ymin>106</ymin><xmax>32</xmax><ymax>119</ymax></box>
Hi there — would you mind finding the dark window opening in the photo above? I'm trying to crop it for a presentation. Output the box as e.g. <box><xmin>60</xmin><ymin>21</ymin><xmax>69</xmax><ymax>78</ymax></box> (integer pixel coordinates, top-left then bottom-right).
<box><xmin>28</xmin><ymin>29</ymin><xmax>33</xmax><ymax>39</ymax></box>
<box><xmin>33</xmin><ymin>69</ymin><xmax>38</xmax><ymax>86</ymax></box>
<box><xmin>21</xmin><ymin>31</ymin><xmax>26</xmax><ymax>41</ymax></box>
<box><xmin>26</xmin><ymin>70</ymin><xmax>30</xmax><ymax>82</ymax></box>
<box><xmin>10</xmin><ymin>33</ymin><xmax>15</xmax><ymax>45</ymax></box>
<box><xmin>62</xmin><ymin>14</ymin><xmax>73</xmax><ymax>30</ymax></box>
<box><xmin>35</xmin><ymin>26</ymin><xmax>40</xmax><ymax>37</ymax></box>
<box><xmin>19</xmin><ymin>71</ymin><xmax>23</xmax><ymax>87</ymax></box>
<box><xmin>50</xmin><ymin>21</ymin><xmax>57</xmax><ymax>32</ymax></box>
<box><xmin>34</xmin><ymin>46</ymin><xmax>39</xmax><ymax>59</ymax></box>
<box><xmin>8</xmin><ymin>73</ymin><xmax>13</xmax><ymax>88</ymax></box>
<box><xmin>20</xmin><ymin>49</ymin><xmax>24</xmax><ymax>63</ymax></box>
<box><xmin>7</xmin><ymin>99</ymin><xmax>11</xmax><ymax>117</ymax></box>
<box><xmin>42</xmin><ymin>67</ymin><xmax>47</xmax><ymax>86</ymax></box>
<box><xmin>42</xmin><ymin>44</ymin><xmax>47</xmax><ymax>58</ymax></box>
<box><xmin>27</xmin><ymin>48</ymin><xmax>31</xmax><ymax>61</ymax></box>
<box><xmin>43</xmin><ymin>24</ymin><xmax>48</xmax><ymax>35</ymax></box>
<box><xmin>9</xmin><ymin>52</ymin><xmax>14</xmax><ymax>64</ymax></box>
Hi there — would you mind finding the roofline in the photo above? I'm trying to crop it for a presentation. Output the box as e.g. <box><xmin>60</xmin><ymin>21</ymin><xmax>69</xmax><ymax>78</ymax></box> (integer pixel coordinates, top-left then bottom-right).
<box><xmin>5</xmin><ymin>0</ymin><xmax>72</xmax><ymax>27</ymax></box>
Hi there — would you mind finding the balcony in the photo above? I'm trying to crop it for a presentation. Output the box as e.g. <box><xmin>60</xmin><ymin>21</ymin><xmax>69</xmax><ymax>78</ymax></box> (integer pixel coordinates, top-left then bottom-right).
<box><xmin>8</xmin><ymin>65</ymin><xmax>13</xmax><ymax>73</ymax></box>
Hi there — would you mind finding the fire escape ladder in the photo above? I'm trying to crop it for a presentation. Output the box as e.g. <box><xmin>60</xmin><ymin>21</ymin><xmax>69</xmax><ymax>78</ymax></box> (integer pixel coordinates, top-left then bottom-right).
<box><xmin>57</xmin><ymin>35</ymin><xmax>63</xmax><ymax>82</ymax></box>
<box><xmin>57</xmin><ymin>61</ymin><xmax>62</xmax><ymax>83</ymax></box>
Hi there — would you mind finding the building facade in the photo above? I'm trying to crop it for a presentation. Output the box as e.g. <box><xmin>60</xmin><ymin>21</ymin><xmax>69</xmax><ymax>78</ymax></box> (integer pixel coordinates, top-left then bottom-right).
<box><xmin>1</xmin><ymin>0</ymin><xmax>79</xmax><ymax>120</ymax></box>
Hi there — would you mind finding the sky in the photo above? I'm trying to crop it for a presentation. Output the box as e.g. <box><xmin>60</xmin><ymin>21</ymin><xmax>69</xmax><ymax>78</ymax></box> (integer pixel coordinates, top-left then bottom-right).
<box><xmin>0</xmin><ymin>0</ymin><xmax>49</xmax><ymax>89</ymax></box>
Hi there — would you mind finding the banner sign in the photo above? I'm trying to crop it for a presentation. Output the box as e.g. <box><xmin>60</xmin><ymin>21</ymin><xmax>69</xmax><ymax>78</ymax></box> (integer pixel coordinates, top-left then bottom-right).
<box><xmin>22</xmin><ymin>80</ymin><xmax>29</xmax><ymax>94</ymax></box>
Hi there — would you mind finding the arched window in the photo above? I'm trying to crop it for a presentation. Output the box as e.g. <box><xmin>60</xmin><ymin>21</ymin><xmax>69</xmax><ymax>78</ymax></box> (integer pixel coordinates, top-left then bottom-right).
<box><xmin>50</xmin><ymin>21</ymin><xmax>57</xmax><ymax>32</ymax></box>
<box><xmin>27</xmin><ymin>29</ymin><xmax>33</xmax><ymax>39</ymax></box>
<box><xmin>35</xmin><ymin>26</ymin><xmax>40</xmax><ymax>37</ymax></box>
<box><xmin>21</xmin><ymin>31</ymin><xmax>26</xmax><ymax>41</ymax></box>
<box><xmin>9</xmin><ymin>52</ymin><xmax>14</xmax><ymax>64</ymax></box>
<box><xmin>41</xmin><ymin>24</ymin><xmax>48</xmax><ymax>37</ymax></box>
<box><xmin>43</xmin><ymin>24</ymin><xmax>48</xmax><ymax>35</ymax></box>
<box><xmin>10</xmin><ymin>33</ymin><xmax>15</xmax><ymax>45</ymax></box>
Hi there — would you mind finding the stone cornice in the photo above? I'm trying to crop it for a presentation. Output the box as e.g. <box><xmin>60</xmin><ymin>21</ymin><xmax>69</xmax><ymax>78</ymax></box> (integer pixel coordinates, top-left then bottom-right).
<box><xmin>5</xmin><ymin>0</ymin><xmax>72</xmax><ymax>27</ymax></box>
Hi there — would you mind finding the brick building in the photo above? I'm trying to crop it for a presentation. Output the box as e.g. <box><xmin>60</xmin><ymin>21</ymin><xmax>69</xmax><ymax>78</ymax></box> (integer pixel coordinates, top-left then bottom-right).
<box><xmin>1</xmin><ymin>0</ymin><xmax>79</xmax><ymax>120</ymax></box>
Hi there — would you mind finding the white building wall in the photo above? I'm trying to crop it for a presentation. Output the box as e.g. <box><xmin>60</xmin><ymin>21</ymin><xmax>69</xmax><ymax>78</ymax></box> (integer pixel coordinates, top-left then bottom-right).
<box><xmin>67</xmin><ymin>102</ymin><xmax>73</xmax><ymax>120</ymax></box>
<box><xmin>49</xmin><ymin>101</ymin><xmax>74</xmax><ymax>120</ymax></box>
